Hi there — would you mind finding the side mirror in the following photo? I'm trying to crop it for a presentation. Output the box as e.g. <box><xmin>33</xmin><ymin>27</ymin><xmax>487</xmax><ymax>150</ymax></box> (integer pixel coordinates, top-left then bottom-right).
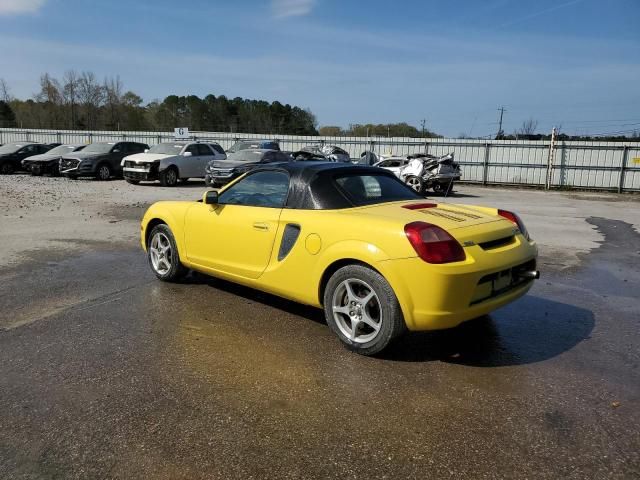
<box><xmin>113</xmin><ymin>148</ymin><xmax>121</xmax><ymax>153</ymax></box>
<box><xmin>203</xmin><ymin>190</ymin><xmax>218</xmax><ymax>205</ymax></box>
<box><xmin>183</xmin><ymin>151</ymin><xmax>193</xmax><ymax>157</ymax></box>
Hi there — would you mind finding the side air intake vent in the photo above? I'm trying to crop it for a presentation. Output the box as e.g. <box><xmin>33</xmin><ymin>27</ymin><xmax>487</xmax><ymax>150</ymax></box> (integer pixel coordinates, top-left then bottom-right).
<box><xmin>278</xmin><ymin>224</ymin><xmax>301</xmax><ymax>261</ymax></box>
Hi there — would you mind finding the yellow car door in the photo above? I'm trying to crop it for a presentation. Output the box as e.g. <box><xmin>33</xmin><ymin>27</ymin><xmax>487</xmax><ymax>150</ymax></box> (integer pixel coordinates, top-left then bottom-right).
<box><xmin>184</xmin><ymin>170</ymin><xmax>289</xmax><ymax>279</ymax></box>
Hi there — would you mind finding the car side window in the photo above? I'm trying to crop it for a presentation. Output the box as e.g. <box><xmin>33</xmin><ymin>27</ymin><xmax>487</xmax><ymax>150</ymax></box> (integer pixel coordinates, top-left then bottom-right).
<box><xmin>197</xmin><ymin>144</ymin><xmax>212</xmax><ymax>156</ymax></box>
<box><xmin>218</xmin><ymin>171</ymin><xmax>289</xmax><ymax>208</ymax></box>
<box><xmin>186</xmin><ymin>145</ymin><xmax>199</xmax><ymax>156</ymax></box>
<box><xmin>210</xmin><ymin>144</ymin><xmax>225</xmax><ymax>155</ymax></box>
<box><xmin>112</xmin><ymin>143</ymin><xmax>125</xmax><ymax>153</ymax></box>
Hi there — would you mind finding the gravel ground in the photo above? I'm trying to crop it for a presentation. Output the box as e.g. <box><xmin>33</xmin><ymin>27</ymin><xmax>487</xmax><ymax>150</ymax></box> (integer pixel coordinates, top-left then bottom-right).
<box><xmin>1</xmin><ymin>174</ymin><xmax>638</xmax><ymax>269</ymax></box>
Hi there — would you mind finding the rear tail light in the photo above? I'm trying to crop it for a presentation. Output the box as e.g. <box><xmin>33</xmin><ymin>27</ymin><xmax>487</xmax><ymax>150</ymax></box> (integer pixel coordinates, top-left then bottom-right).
<box><xmin>402</xmin><ymin>202</ymin><xmax>438</xmax><ymax>210</ymax></box>
<box><xmin>404</xmin><ymin>222</ymin><xmax>466</xmax><ymax>264</ymax></box>
<box><xmin>498</xmin><ymin>209</ymin><xmax>530</xmax><ymax>240</ymax></box>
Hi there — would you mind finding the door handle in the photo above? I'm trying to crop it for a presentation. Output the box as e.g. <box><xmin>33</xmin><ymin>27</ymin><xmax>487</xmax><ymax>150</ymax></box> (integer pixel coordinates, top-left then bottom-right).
<box><xmin>253</xmin><ymin>222</ymin><xmax>269</xmax><ymax>231</ymax></box>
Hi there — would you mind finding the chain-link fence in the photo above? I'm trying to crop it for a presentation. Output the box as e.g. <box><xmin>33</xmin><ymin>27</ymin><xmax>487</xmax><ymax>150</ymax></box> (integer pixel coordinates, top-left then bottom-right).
<box><xmin>1</xmin><ymin>128</ymin><xmax>639</xmax><ymax>192</ymax></box>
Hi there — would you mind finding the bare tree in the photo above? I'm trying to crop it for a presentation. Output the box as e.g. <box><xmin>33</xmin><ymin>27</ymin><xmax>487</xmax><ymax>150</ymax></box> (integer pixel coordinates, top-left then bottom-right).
<box><xmin>0</xmin><ymin>78</ymin><xmax>12</xmax><ymax>103</ymax></box>
<box><xmin>77</xmin><ymin>71</ymin><xmax>104</xmax><ymax>129</ymax></box>
<box><xmin>104</xmin><ymin>75</ymin><xmax>123</xmax><ymax>129</ymax></box>
<box><xmin>35</xmin><ymin>73</ymin><xmax>64</xmax><ymax>127</ymax></box>
<box><xmin>518</xmin><ymin>118</ymin><xmax>538</xmax><ymax>136</ymax></box>
<box><xmin>62</xmin><ymin>70</ymin><xmax>79</xmax><ymax>128</ymax></box>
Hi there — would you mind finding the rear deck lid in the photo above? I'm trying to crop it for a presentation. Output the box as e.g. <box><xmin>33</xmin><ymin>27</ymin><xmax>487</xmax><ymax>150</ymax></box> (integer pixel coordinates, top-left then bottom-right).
<box><xmin>356</xmin><ymin>201</ymin><xmax>504</xmax><ymax>230</ymax></box>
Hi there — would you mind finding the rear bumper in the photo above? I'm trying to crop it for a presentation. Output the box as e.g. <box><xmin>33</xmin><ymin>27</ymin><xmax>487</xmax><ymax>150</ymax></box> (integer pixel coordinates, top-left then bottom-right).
<box><xmin>378</xmin><ymin>236</ymin><xmax>538</xmax><ymax>331</ymax></box>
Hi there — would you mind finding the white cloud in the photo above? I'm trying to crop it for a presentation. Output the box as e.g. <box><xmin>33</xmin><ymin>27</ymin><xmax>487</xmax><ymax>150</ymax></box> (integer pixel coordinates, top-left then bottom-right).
<box><xmin>272</xmin><ymin>0</ymin><xmax>315</xmax><ymax>18</ymax></box>
<box><xmin>0</xmin><ymin>0</ymin><xmax>46</xmax><ymax>15</ymax></box>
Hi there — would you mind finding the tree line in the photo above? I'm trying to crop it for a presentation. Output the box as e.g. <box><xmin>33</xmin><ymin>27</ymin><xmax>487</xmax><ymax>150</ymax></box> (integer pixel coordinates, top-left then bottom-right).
<box><xmin>319</xmin><ymin>123</ymin><xmax>440</xmax><ymax>138</ymax></box>
<box><xmin>0</xmin><ymin>73</ymin><xmax>319</xmax><ymax>135</ymax></box>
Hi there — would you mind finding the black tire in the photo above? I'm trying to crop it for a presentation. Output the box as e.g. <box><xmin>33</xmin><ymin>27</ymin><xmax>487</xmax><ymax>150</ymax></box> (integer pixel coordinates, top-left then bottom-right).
<box><xmin>96</xmin><ymin>163</ymin><xmax>111</xmax><ymax>181</ymax></box>
<box><xmin>159</xmin><ymin>167</ymin><xmax>178</xmax><ymax>187</ymax></box>
<box><xmin>405</xmin><ymin>175</ymin><xmax>424</xmax><ymax>193</ymax></box>
<box><xmin>66</xmin><ymin>174</ymin><xmax>78</xmax><ymax>180</ymax></box>
<box><xmin>433</xmin><ymin>181</ymin><xmax>454</xmax><ymax>196</ymax></box>
<box><xmin>30</xmin><ymin>165</ymin><xmax>42</xmax><ymax>176</ymax></box>
<box><xmin>147</xmin><ymin>224</ymin><xmax>188</xmax><ymax>282</ymax></box>
<box><xmin>323</xmin><ymin>264</ymin><xmax>406</xmax><ymax>356</ymax></box>
<box><xmin>0</xmin><ymin>162</ymin><xmax>14</xmax><ymax>175</ymax></box>
<box><xmin>125</xmin><ymin>178</ymin><xmax>140</xmax><ymax>185</ymax></box>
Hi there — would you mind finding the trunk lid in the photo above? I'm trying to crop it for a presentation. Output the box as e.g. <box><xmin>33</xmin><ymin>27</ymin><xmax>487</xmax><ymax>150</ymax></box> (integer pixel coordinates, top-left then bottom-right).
<box><xmin>356</xmin><ymin>201</ymin><xmax>502</xmax><ymax>230</ymax></box>
<box><xmin>352</xmin><ymin>201</ymin><xmax>517</xmax><ymax>245</ymax></box>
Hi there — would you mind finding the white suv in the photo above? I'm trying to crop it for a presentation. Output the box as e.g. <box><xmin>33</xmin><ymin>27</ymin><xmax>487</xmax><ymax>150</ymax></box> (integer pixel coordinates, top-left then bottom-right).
<box><xmin>122</xmin><ymin>141</ymin><xmax>226</xmax><ymax>186</ymax></box>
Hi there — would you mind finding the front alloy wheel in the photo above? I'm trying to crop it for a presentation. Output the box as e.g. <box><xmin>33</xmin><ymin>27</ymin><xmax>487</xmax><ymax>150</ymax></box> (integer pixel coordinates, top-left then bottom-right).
<box><xmin>0</xmin><ymin>162</ymin><xmax>14</xmax><ymax>175</ymax></box>
<box><xmin>147</xmin><ymin>224</ymin><xmax>187</xmax><ymax>281</ymax></box>
<box><xmin>160</xmin><ymin>167</ymin><xmax>178</xmax><ymax>187</ymax></box>
<box><xmin>97</xmin><ymin>164</ymin><xmax>111</xmax><ymax>181</ymax></box>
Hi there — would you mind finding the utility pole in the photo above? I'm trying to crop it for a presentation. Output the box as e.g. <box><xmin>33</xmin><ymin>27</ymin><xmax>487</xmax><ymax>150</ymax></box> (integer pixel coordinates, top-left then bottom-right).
<box><xmin>420</xmin><ymin>119</ymin><xmax>427</xmax><ymax>137</ymax></box>
<box><xmin>496</xmin><ymin>107</ymin><xmax>506</xmax><ymax>139</ymax></box>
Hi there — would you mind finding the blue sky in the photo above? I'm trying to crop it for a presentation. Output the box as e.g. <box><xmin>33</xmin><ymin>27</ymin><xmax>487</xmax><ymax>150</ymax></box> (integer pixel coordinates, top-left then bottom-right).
<box><xmin>0</xmin><ymin>0</ymin><xmax>638</xmax><ymax>136</ymax></box>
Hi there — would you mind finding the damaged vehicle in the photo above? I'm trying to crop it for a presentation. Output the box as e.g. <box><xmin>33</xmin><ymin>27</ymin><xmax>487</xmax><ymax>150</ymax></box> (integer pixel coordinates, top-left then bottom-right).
<box><xmin>0</xmin><ymin>142</ymin><xmax>56</xmax><ymax>175</ymax></box>
<box><xmin>373</xmin><ymin>156</ymin><xmax>410</xmax><ymax>178</ymax></box>
<box><xmin>293</xmin><ymin>144</ymin><xmax>351</xmax><ymax>162</ymax></box>
<box><xmin>122</xmin><ymin>142</ymin><xmax>226</xmax><ymax>187</ymax></box>
<box><xmin>205</xmin><ymin>149</ymin><xmax>291</xmax><ymax>187</ymax></box>
<box><xmin>60</xmin><ymin>141</ymin><xmax>148</xmax><ymax>180</ymax></box>
<box><xmin>400</xmin><ymin>152</ymin><xmax>461</xmax><ymax>195</ymax></box>
<box><xmin>22</xmin><ymin>144</ymin><xmax>86</xmax><ymax>176</ymax></box>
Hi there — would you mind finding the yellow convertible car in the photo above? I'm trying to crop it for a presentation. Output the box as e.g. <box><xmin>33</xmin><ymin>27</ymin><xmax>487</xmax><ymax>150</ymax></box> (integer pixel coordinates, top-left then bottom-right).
<box><xmin>141</xmin><ymin>162</ymin><xmax>538</xmax><ymax>355</ymax></box>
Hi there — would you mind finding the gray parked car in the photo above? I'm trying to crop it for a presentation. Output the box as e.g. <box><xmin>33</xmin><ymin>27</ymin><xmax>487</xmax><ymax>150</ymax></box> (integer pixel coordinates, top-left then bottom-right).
<box><xmin>60</xmin><ymin>141</ymin><xmax>148</xmax><ymax>180</ymax></box>
<box><xmin>205</xmin><ymin>149</ymin><xmax>291</xmax><ymax>187</ymax></box>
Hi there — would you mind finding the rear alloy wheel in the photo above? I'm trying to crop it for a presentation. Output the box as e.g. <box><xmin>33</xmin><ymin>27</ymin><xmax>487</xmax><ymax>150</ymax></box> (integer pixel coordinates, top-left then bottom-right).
<box><xmin>405</xmin><ymin>175</ymin><xmax>424</xmax><ymax>193</ymax></box>
<box><xmin>324</xmin><ymin>265</ymin><xmax>406</xmax><ymax>356</ymax></box>
<box><xmin>160</xmin><ymin>167</ymin><xmax>178</xmax><ymax>187</ymax></box>
<box><xmin>148</xmin><ymin>224</ymin><xmax>188</xmax><ymax>281</ymax></box>
<box><xmin>97</xmin><ymin>164</ymin><xmax>111</xmax><ymax>181</ymax></box>
<box><xmin>0</xmin><ymin>162</ymin><xmax>14</xmax><ymax>175</ymax></box>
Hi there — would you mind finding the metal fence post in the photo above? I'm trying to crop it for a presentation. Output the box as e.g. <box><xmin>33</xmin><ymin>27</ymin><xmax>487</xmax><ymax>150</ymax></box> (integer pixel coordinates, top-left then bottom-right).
<box><xmin>545</xmin><ymin>128</ymin><xmax>557</xmax><ymax>190</ymax></box>
<box><xmin>482</xmin><ymin>142</ymin><xmax>490</xmax><ymax>185</ymax></box>
<box><xmin>618</xmin><ymin>146</ymin><xmax>629</xmax><ymax>193</ymax></box>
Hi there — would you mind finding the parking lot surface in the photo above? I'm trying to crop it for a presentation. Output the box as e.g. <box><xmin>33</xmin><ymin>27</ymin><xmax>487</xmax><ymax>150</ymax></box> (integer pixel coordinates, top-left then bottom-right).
<box><xmin>1</xmin><ymin>176</ymin><xmax>639</xmax><ymax>479</ymax></box>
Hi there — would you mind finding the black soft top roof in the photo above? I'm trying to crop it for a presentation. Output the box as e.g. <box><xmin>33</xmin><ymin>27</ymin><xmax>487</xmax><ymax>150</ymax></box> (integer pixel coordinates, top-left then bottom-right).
<box><xmin>250</xmin><ymin>161</ymin><xmax>410</xmax><ymax>210</ymax></box>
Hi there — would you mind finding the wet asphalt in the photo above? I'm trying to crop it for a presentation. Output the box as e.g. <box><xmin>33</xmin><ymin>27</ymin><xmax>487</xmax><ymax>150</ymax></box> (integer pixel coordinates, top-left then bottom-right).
<box><xmin>0</xmin><ymin>218</ymin><xmax>639</xmax><ymax>479</ymax></box>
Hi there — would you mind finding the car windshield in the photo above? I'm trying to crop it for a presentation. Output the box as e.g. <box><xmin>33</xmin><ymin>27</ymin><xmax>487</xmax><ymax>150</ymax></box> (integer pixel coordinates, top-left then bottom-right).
<box><xmin>227</xmin><ymin>150</ymin><xmax>266</xmax><ymax>162</ymax></box>
<box><xmin>0</xmin><ymin>143</ymin><xmax>26</xmax><ymax>154</ymax></box>
<box><xmin>334</xmin><ymin>173</ymin><xmax>422</xmax><ymax>206</ymax></box>
<box><xmin>82</xmin><ymin>143</ymin><xmax>115</xmax><ymax>153</ymax></box>
<box><xmin>47</xmin><ymin>145</ymin><xmax>79</xmax><ymax>155</ymax></box>
<box><xmin>148</xmin><ymin>143</ymin><xmax>185</xmax><ymax>155</ymax></box>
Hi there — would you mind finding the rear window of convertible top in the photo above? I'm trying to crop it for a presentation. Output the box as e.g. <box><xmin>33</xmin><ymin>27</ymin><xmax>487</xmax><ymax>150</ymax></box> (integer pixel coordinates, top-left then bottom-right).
<box><xmin>334</xmin><ymin>173</ymin><xmax>421</xmax><ymax>207</ymax></box>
